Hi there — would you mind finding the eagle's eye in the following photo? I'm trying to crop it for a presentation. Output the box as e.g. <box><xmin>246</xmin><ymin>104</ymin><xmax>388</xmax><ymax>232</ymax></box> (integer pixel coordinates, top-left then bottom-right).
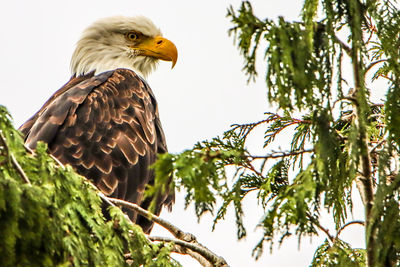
<box><xmin>126</xmin><ymin>31</ymin><xmax>139</xmax><ymax>41</ymax></box>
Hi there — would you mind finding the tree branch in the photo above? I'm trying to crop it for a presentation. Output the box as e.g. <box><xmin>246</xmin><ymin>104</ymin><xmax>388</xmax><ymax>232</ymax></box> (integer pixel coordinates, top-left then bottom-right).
<box><xmin>0</xmin><ymin>132</ymin><xmax>31</xmax><ymax>185</ymax></box>
<box><xmin>108</xmin><ymin>197</ymin><xmax>195</xmax><ymax>242</ymax></box>
<box><xmin>150</xmin><ymin>236</ymin><xmax>228</xmax><ymax>267</ymax></box>
<box><xmin>306</xmin><ymin>214</ymin><xmax>335</xmax><ymax>243</ymax></box>
<box><xmin>248</xmin><ymin>149</ymin><xmax>314</xmax><ymax>160</ymax></box>
<box><xmin>350</xmin><ymin>20</ymin><xmax>376</xmax><ymax>266</ymax></box>
<box><xmin>365</xmin><ymin>59</ymin><xmax>386</xmax><ymax>74</ymax></box>
<box><xmin>336</xmin><ymin>220</ymin><xmax>365</xmax><ymax>240</ymax></box>
<box><xmin>168</xmin><ymin>244</ymin><xmax>214</xmax><ymax>267</ymax></box>
<box><xmin>18</xmin><ymin>124</ymin><xmax>228</xmax><ymax>266</ymax></box>
<box><xmin>107</xmin><ymin>197</ymin><xmax>229</xmax><ymax>267</ymax></box>
<box><xmin>369</xmin><ymin>139</ymin><xmax>385</xmax><ymax>154</ymax></box>
<box><xmin>334</xmin><ymin>35</ymin><xmax>352</xmax><ymax>56</ymax></box>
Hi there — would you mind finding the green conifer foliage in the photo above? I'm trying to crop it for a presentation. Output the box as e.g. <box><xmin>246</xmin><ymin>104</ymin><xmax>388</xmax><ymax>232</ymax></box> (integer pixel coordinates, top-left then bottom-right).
<box><xmin>152</xmin><ymin>1</ymin><xmax>400</xmax><ymax>266</ymax></box>
<box><xmin>0</xmin><ymin>106</ymin><xmax>177</xmax><ymax>267</ymax></box>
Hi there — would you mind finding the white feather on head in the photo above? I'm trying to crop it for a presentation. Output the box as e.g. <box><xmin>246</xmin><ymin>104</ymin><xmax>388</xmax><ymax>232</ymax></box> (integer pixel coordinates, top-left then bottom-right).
<box><xmin>70</xmin><ymin>16</ymin><xmax>162</xmax><ymax>77</ymax></box>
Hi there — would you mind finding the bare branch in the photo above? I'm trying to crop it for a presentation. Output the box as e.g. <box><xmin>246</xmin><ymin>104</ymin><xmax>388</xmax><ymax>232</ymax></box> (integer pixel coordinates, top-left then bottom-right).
<box><xmin>107</xmin><ymin>197</ymin><xmax>196</xmax><ymax>242</ymax></box>
<box><xmin>169</xmin><ymin>245</ymin><xmax>214</xmax><ymax>267</ymax></box>
<box><xmin>24</xmin><ymin>143</ymin><xmax>66</xmax><ymax>168</ymax></box>
<box><xmin>336</xmin><ymin>220</ymin><xmax>365</xmax><ymax>240</ymax></box>
<box><xmin>125</xmin><ymin>246</ymin><xmax>214</xmax><ymax>267</ymax></box>
<box><xmin>306</xmin><ymin>214</ymin><xmax>335</xmax><ymax>243</ymax></box>
<box><xmin>312</xmin><ymin>22</ymin><xmax>352</xmax><ymax>55</ymax></box>
<box><xmin>108</xmin><ymin>197</ymin><xmax>229</xmax><ymax>267</ymax></box>
<box><xmin>149</xmin><ymin>236</ymin><xmax>228</xmax><ymax>267</ymax></box>
<box><xmin>0</xmin><ymin>132</ymin><xmax>31</xmax><ymax>185</ymax></box>
<box><xmin>10</xmin><ymin>153</ymin><xmax>30</xmax><ymax>184</ymax></box>
<box><xmin>366</xmin><ymin>59</ymin><xmax>386</xmax><ymax>73</ymax></box>
<box><xmin>369</xmin><ymin>139</ymin><xmax>386</xmax><ymax>154</ymax></box>
<box><xmin>334</xmin><ymin>35</ymin><xmax>352</xmax><ymax>56</ymax></box>
<box><xmin>248</xmin><ymin>149</ymin><xmax>314</xmax><ymax>160</ymax></box>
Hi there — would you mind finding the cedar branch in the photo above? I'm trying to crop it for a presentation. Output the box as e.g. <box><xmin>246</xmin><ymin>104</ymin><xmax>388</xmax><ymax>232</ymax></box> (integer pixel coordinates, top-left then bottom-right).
<box><xmin>149</xmin><ymin>236</ymin><xmax>228</xmax><ymax>267</ymax></box>
<box><xmin>15</xmin><ymin>111</ymin><xmax>227</xmax><ymax>266</ymax></box>
<box><xmin>0</xmin><ymin>132</ymin><xmax>31</xmax><ymax>184</ymax></box>
<box><xmin>349</xmin><ymin>12</ymin><xmax>375</xmax><ymax>265</ymax></box>
<box><xmin>107</xmin><ymin>197</ymin><xmax>229</xmax><ymax>267</ymax></box>
<box><xmin>248</xmin><ymin>149</ymin><xmax>314</xmax><ymax>160</ymax></box>
<box><xmin>107</xmin><ymin>197</ymin><xmax>196</xmax><ymax>242</ymax></box>
<box><xmin>336</xmin><ymin>220</ymin><xmax>365</xmax><ymax>240</ymax></box>
<box><xmin>306</xmin><ymin>214</ymin><xmax>334</xmax><ymax>243</ymax></box>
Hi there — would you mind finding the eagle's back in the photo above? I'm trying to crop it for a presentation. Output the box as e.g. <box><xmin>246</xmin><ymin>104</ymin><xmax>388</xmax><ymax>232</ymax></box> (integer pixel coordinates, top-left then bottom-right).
<box><xmin>20</xmin><ymin>68</ymin><xmax>173</xmax><ymax>233</ymax></box>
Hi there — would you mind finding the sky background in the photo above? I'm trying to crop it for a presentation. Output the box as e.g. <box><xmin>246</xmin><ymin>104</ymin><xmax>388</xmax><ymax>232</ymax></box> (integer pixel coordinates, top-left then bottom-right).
<box><xmin>0</xmin><ymin>1</ymin><xmax>365</xmax><ymax>266</ymax></box>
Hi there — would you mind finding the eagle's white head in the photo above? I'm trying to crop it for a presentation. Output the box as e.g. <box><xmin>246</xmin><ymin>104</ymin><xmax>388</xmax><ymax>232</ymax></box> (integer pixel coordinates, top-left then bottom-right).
<box><xmin>70</xmin><ymin>16</ymin><xmax>178</xmax><ymax>77</ymax></box>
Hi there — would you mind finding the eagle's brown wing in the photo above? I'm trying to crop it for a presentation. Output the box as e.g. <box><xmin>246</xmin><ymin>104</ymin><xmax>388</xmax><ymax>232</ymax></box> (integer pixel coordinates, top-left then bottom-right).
<box><xmin>20</xmin><ymin>68</ymin><xmax>174</xmax><ymax>233</ymax></box>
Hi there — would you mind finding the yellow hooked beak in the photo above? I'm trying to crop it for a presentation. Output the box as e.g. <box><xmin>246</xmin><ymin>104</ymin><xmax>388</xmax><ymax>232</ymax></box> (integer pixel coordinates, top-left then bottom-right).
<box><xmin>132</xmin><ymin>36</ymin><xmax>178</xmax><ymax>68</ymax></box>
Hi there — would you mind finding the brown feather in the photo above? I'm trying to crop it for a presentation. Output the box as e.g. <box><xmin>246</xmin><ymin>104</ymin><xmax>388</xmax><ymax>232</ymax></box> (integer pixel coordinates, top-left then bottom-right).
<box><xmin>19</xmin><ymin>68</ymin><xmax>174</xmax><ymax>233</ymax></box>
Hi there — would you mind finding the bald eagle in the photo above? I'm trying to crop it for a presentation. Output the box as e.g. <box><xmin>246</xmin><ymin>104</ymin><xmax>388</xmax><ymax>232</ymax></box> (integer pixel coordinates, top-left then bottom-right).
<box><xmin>19</xmin><ymin>16</ymin><xmax>177</xmax><ymax>233</ymax></box>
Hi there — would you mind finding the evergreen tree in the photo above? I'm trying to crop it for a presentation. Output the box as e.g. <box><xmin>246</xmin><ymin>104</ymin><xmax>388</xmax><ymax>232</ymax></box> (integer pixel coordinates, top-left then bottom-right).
<box><xmin>0</xmin><ymin>106</ymin><xmax>178</xmax><ymax>266</ymax></box>
<box><xmin>153</xmin><ymin>0</ymin><xmax>400</xmax><ymax>266</ymax></box>
<box><xmin>2</xmin><ymin>0</ymin><xmax>400</xmax><ymax>266</ymax></box>
<box><xmin>0</xmin><ymin>103</ymin><xmax>228</xmax><ymax>266</ymax></box>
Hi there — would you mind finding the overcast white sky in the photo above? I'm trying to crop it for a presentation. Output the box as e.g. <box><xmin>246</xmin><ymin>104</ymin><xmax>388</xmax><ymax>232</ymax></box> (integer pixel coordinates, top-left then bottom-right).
<box><xmin>0</xmin><ymin>1</ymin><xmax>365</xmax><ymax>266</ymax></box>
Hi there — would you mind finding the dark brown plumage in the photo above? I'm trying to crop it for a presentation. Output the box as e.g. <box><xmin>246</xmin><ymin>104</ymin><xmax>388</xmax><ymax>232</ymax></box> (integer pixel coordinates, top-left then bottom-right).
<box><xmin>20</xmin><ymin>68</ymin><xmax>174</xmax><ymax>233</ymax></box>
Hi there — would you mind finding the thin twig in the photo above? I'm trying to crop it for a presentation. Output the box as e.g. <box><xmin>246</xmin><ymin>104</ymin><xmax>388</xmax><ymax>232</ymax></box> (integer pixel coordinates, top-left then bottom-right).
<box><xmin>366</xmin><ymin>59</ymin><xmax>386</xmax><ymax>73</ymax></box>
<box><xmin>125</xmin><ymin>249</ymin><xmax>213</xmax><ymax>267</ymax></box>
<box><xmin>171</xmin><ymin>245</ymin><xmax>213</xmax><ymax>267</ymax></box>
<box><xmin>248</xmin><ymin>149</ymin><xmax>314</xmax><ymax>160</ymax></box>
<box><xmin>313</xmin><ymin>22</ymin><xmax>352</xmax><ymax>56</ymax></box>
<box><xmin>244</xmin><ymin>149</ymin><xmax>314</xmax><ymax>177</ymax></box>
<box><xmin>336</xmin><ymin>220</ymin><xmax>365</xmax><ymax>240</ymax></box>
<box><xmin>0</xmin><ymin>132</ymin><xmax>31</xmax><ymax>184</ymax></box>
<box><xmin>244</xmin><ymin>161</ymin><xmax>263</xmax><ymax>178</ymax></box>
<box><xmin>108</xmin><ymin>197</ymin><xmax>229</xmax><ymax>267</ymax></box>
<box><xmin>149</xmin><ymin>236</ymin><xmax>228</xmax><ymax>267</ymax></box>
<box><xmin>23</xmin><ymin>144</ymin><xmax>35</xmax><ymax>155</ymax></box>
<box><xmin>24</xmin><ymin>143</ymin><xmax>66</xmax><ymax>168</ymax></box>
<box><xmin>306</xmin><ymin>214</ymin><xmax>335</xmax><ymax>243</ymax></box>
<box><xmin>334</xmin><ymin>35</ymin><xmax>352</xmax><ymax>56</ymax></box>
<box><xmin>231</xmin><ymin>117</ymin><xmax>274</xmax><ymax>140</ymax></box>
<box><xmin>369</xmin><ymin>139</ymin><xmax>385</xmax><ymax>154</ymax></box>
<box><xmin>10</xmin><ymin>154</ymin><xmax>31</xmax><ymax>184</ymax></box>
<box><xmin>107</xmin><ymin>197</ymin><xmax>195</xmax><ymax>242</ymax></box>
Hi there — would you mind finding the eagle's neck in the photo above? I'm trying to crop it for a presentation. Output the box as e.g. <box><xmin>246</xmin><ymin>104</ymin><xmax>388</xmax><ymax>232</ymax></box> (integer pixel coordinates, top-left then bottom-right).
<box><xmin>70</xmin><ymin>39</ymin><xmax>158</xmax><ymax>78</ymax></box>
